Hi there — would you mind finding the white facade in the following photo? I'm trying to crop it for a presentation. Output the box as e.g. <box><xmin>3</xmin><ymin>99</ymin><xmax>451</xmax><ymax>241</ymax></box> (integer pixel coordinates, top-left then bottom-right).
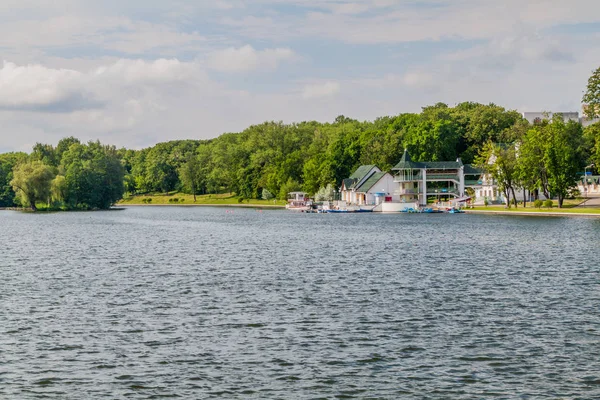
<box><xmin>522</xmin><ymin>111</ymin><xmax>580</xmax><ymax>124</ymax></box>
<box><xmin>361</xmin><ymin>173</ymin><xmax>399</xmax><ymax>205</ymax></box>
<box><xmin>521</xmin><ymin>111</ymin><xmax>600</xmax><ymax>127</ymax></box>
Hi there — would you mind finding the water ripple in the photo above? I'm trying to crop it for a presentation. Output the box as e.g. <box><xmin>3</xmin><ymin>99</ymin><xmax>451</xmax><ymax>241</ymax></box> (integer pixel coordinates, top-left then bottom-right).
<box><xmin>1</xmin><ymin>208</ymin><xmax>599</xmax><ymax>398</ymax></box>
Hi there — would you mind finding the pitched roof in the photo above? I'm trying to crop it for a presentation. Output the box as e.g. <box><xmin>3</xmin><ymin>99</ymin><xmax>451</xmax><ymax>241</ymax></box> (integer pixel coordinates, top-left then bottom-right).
<box><xmin>393</xmin><ymin>149</ymin><xmax>466</xmax><ymax>170</ymax></box>
<box><xmin>355</xmin><ymin>172</ymin><xmax>387</xmax><ymax>192</ymax></box>
<box><xmin>393</xmin><ymin>149</ymin><xmax>422</xmax><ymax>169</ymax></box>
<box><xmin>464</xmin><ymin>164</ymin><xmax>482</xmax><ymax>175</ymax></box>
<box><xmin>419</xmin><ymin>161</ymin><xmax>463</xmax><ymax>169</ymax></box>
<box><xmin>349</xmin><ymin>165</ymin><xmax>377</xmax><ymax>181</ymax></box>
<box><xmin>341</xmin><ymin>178</ymin><xmax>356</xmax><ymax>190</ymax></box>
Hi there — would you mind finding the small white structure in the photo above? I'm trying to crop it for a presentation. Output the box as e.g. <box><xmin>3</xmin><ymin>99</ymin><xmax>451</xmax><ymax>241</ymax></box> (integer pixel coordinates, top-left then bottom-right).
<box><xmin>578</xmin><ymin>175</ymin><xmax>600</xmax><ymax>196</ymax></box>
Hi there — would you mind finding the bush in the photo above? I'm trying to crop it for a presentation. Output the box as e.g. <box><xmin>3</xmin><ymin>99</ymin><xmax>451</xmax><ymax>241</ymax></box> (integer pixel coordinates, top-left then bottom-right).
<box><xmin>142</xmin><ymin>198</ymin><xmax>152</xmax><ymax>204</ymax></box>
<box><xmin>533</xmin><ymin>199</ymin><xmax>543</xmax><ymax>208</ymax></box>
<box><xmin>543</xmin><ymin>199</ymin><xmax>553</xmax><ymax>208</ymax></box>
<box><xmin>261</xmin><ymin>188</ymin><xmax>274</xmax><ymax>200</ymax></box>
<box><xmin>484</xmin><ymin>198</ymin><xmax>489</xmax><ymax>206</ymax></box>
<box><xmin>238</xmin><ymin>197</ymin><xmax>244</xmax><ymax>203</ymax></box>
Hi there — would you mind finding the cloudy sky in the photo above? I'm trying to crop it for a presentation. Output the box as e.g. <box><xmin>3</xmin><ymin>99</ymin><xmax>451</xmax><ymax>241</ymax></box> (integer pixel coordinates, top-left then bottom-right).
<box><xmin>1</xmin><ymin>0</ymin><xmax>600</xmax><ymax>152</ymax></box>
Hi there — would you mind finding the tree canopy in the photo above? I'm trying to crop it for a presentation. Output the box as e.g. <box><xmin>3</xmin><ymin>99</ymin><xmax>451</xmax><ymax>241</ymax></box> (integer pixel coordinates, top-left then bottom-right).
<box><xmin>0</xmin><ymin>101</ymin><xmax>597</xmax><ymax>210</ymax></box>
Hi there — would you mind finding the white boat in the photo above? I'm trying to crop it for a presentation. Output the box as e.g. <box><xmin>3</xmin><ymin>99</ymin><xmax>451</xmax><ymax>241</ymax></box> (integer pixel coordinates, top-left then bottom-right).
<box><xmin>285</xmin><ymin>192</ymin><xmax>312</xmax><ymax>211</ymax></box>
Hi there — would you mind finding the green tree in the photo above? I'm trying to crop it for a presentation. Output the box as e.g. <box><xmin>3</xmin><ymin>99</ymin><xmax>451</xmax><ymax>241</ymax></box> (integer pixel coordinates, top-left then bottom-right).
<box><xmin>261</xmin><ymin>188</ymin><xmax>274</xmax><ymax>200</ymax></box>
<box><xmin>0</xmin><ymin>152</ymin><xmax>27</xmax><ymax>207</ymax></box>
<box><xmin>61</xmin><ymin>142</ymin><xmax>125</xmax><ymax>209</ymax></box>
<box><xmin>476</xmin><ymin>142</ymin><xmax>520</xmax><ymax>207</ymax></box>
<box><xmin>178</xmin><ymin>154</ymin><xmax>203</xmax><ymax>201</ymax></box>
<box><xmin>10</xmin><ymin>160</ymin><xmax>56</xmax><ymax>211</ymax></box>
<box><xmin>51</xmin><ymin>175</ymin><xmax>67</xmax><ymax>204</ymax></box>
<box><xmin>544</xmin><ymin>118</ymin><xmax>583</xmax><ymax>208</ymax></box>
<box><xmin>583</xmin><ymin>66</ymin><xmax>600</xmax><ymax>119</ymax></box>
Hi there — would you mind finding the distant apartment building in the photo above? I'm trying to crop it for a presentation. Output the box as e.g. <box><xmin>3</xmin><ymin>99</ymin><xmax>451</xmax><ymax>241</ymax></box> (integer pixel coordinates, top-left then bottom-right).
<box><xmin>521</xmin><ymin>111</ymin><xmax>599</xmax><ymax>127</ymax></box>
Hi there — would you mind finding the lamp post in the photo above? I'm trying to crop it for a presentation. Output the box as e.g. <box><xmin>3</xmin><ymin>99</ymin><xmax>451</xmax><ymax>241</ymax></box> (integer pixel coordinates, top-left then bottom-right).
<box><xmin>584</xmin><ymin>164</ymin><xmax>595</xmax><ymax>201</ymax></box>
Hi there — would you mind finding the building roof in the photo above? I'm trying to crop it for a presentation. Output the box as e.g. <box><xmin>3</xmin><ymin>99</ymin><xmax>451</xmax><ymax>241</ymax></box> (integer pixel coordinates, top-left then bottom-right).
<box><xmin>393</xmin><ymin>149</ymin><xmax>421</xmax><ymax>169</ymax></box>
<box><xmin>355</xmin><ymin>172</ymin><xmax>387</xmax><ymax>193</ymax></box>
<box><xmin>349</xmin><ymin>165</ymin><xmax>377</xmax><ymax>181</ymax></box>
<box><xmin>393</xmin><ymin>149</ymin><xmax>464</xmax><ymax>170</ymax></box>
<box><xmin>341</xmin><ymin>178</ymin><xmax>356</xmax><ymax>190</ymax></box>
<box><xmin>464</xmin><ymin>164</ymin><xmax>483</xmax><ymax>175</ymax></box>
<box><xmin>419</xmin><ymin>161</ymin><xmax>462</xmax><ymax>169</ymax></box>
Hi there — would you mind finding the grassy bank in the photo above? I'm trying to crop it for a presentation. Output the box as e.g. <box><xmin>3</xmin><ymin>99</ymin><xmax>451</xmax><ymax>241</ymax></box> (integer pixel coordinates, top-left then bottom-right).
<box><xmin>118</xmin><ymin>192</ymin><xmax>286</xmax><ymax>207</ymax></box>
<box><xmin>467</xmin><ymin>199</ymin><xmax>600</xmax><ymax>215</ymax></box>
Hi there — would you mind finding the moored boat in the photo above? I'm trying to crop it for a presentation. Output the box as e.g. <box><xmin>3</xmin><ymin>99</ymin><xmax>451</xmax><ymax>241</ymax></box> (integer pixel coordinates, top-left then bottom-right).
<box><xmin>286</xmin><ymin>192</ymin><xmax>312</xmax><ymax>212</ymax></box>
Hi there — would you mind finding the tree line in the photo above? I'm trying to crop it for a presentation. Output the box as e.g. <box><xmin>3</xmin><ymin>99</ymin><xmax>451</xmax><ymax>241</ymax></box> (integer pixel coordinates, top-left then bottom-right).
<box><xmin>1</xmin><ymin>101</ymin><xmax>600</xmax><ymax>210</ymax></box>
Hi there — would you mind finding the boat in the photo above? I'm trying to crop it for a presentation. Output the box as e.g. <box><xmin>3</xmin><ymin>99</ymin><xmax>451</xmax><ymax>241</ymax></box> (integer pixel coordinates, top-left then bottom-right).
<box><xmin>447</xmin><ymin>207</ymin><xmax>464</xmax><ymax>214</ymax></box>
<box><xmin>286</xmin><ymin>192</ymin><xmax>312</xmax><ymax>212</ymax></box>
<box><xmin>422</xmin><ymin>207</ymin><xmax>443</xmax><ymax>213</ymax></box>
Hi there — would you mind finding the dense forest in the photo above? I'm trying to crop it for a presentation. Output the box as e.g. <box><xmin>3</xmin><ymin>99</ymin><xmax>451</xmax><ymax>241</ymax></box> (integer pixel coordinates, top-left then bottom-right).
<box><xmin>1</xmin><ymin>101</ymin><xmax>600</xmax><ymax>210</ymax></box>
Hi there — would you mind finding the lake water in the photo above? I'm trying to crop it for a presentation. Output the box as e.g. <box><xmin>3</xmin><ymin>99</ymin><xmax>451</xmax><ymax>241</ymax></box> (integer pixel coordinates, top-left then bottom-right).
<box><xmin>1</xmin><ymin>207</ymin><xmax>599</xmax><ymax>399</ymax></box>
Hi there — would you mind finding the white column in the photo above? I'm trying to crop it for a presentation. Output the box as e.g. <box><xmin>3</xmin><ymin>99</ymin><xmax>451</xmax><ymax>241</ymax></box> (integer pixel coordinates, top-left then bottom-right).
<box><xmin>422</xmin><ymin>168</ymin><xmax>427</xmax><ymax>206</ymax></box>
<box><xmin>459</xmin><ymin>166</ymin><xmax>465</xmax><ymax>197</ymax></box>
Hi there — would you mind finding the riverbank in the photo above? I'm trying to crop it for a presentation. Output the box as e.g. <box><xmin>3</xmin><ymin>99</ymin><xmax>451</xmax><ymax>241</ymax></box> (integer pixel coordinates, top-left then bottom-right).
<box><xmin>118</xmin><ymin>192</ymin><xmax>287</xmax><ymax>208</ymax></box>
<box><xmin>464</xmin><ymin>208</ymin><xmax>600</xmax><ymax>217</ymax></box>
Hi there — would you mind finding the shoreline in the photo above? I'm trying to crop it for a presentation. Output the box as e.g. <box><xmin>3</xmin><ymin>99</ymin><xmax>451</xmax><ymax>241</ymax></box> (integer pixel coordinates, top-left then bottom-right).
<box><xmin>464</xmin><ymin>209</ymin><xmax>600</xmax><ymax>218</ymax></box>
<box><xmin>118</xmin><ymin>203</ymin><xmax>286</xmax><ymax>209</ymax></box>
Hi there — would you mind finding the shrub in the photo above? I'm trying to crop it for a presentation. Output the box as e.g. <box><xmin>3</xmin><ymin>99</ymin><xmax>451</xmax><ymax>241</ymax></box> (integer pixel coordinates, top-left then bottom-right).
<box><xmin>484</xmin><ymin>198</ymin><xmax>489</xmax><ymax>206</ymax></box>
<box><xmin>261</xmin><ymin>188</ymin><xmax>274</xmax><ymax>200</ymax></box>
<box><xmin>238</xmin><ymin>197</ymin><xmax>244</xmax><ymax>203</ymax></box>
<box><xmin>543</xmin><ymin>199</ymin><xmax>553</xmax><ymax>208</ymax></box>
<box><xmin>533</xmin><ymin>199</ymin><xmax>543</xmax><ymax>208</ymax></box>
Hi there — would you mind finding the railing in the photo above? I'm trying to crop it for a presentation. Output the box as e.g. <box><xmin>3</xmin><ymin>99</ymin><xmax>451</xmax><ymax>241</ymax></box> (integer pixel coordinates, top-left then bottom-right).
<box><xmin>429</xmin><ymin>188</ymin><xmax>459</xmax><ymax>195</ymax></box>
<box><xmin>426</xmin><ymin>174</ymin><xmax>459</xmax><ymax>182</ymax></box>
<box><xmin>395</xmin><ymin>188</ymin><xmax>418</xmax><ymax>195</ymax></box>
<box><xmin>394</xmin><ymin>173</ymin><xmax>423</xmax><ymax>182</ymax></box>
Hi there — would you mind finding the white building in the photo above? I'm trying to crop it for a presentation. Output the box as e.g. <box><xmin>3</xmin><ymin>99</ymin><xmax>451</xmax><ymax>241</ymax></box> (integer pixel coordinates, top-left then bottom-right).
<box><xmin>522</xmin><ymin>111</ymin><xmax>600</xmax><ymax>127</ymax></box>
<box><xmin>340</xmin><ymin>165</ymin><xmax>398</xmax><ymax>205</ymax></box>
<box><xmin>392</xmin><ymin>149</ymin><xmax>481</xmax><ymax>206</ymax></box>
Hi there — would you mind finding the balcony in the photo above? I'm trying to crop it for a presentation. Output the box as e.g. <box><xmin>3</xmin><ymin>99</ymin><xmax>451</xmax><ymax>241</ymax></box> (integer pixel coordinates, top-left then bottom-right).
<box><xmin>426</xmin><ymin>173</ymin><xmax>460</xmax><ymax>182</ymax></box>
<box><xmin>394</xmin><ymin>173</ymin><xmax>422</xmax><ymax>182</ymax></box>
<box><xmin>428</xmin><ymin>188</ymin><xmax>459</xmax><ymax>196</ymax></box>
<box><xmin>395</xmin><ymin>188</ymin><xmax>418</xmax><ymax>195</ymax></box>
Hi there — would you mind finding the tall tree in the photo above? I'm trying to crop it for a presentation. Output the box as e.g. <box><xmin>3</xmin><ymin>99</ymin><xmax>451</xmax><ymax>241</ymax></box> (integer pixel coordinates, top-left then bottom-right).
<box><xmin>583</xmin><ymin>66</ymin><xmax>600</xmax><ymax>119</ymax></box>
<box><xmin>10</xmin><ymin>161</ymin><xmax>55</xmax><ymax>211</ymax></box>
<box><xmin>544</xmin><ymin>118</ymin><xmax>583</xmax><ymax>208</ymax></box>
<box><xmin>0</xmin><ymin>152</ymin><xmax>27</xmax><ymax>207</ymax></box>
<box><xmin>178</xmin><ymin>154</ymin><xmax>203</xmax><ymax>201</ymax></box>
<box><xmin>476</xmin><ymin>142</ymin><xmax>520</xmax><ymax>207</ymax></box>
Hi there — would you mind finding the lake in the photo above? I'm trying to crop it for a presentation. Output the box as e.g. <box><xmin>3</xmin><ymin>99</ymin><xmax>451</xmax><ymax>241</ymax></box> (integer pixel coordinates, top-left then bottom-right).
<box><xmin>1</xmin><ymin>207</ymin><xmax>599</xmax><ymax>399</ymax></box>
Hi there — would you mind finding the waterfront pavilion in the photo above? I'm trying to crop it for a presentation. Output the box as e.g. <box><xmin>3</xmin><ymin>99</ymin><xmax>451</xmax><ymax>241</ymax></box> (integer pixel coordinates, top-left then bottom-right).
<box><xmin>393</xmin><ymin>149</ymin><xmax>480</xmax><ymax>206</ymax></box>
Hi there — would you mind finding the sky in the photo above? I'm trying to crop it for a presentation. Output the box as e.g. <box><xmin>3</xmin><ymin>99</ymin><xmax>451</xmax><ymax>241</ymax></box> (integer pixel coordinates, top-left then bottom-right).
<box><xmin>1</xmin><ymin>0</ymin><xmax>600</xmax><ymax>152</ymax></box>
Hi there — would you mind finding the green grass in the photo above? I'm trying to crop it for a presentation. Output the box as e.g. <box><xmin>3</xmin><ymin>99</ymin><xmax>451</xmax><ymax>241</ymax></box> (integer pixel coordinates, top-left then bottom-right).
<box><xmin>118</xmin><ymin>192</ymin><xmax>286</xmax><ymax>207</ymax></box>
<box><xmin>470</xmin><ymin>198</ymin><xmax>600</xmax><ymax>214</ymax></box>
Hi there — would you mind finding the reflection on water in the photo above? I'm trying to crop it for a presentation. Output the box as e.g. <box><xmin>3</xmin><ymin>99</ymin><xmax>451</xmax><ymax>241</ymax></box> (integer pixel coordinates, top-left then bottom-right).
<box><xmin>1</xmin><ymin>207</ymin><xmax>599</xmax><ymax>398</ymax></box>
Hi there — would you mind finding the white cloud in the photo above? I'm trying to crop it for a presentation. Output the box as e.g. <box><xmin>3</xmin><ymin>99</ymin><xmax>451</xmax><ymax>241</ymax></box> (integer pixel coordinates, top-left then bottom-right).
<box><xmin>0</xmin><ymin>59</ymin><xmax>206</xmax><ymax>112</ymax></box>
<box><xmin>207</xmin><ymin>45</ymin><xmax>296</xmax><ymax>72</ymax></box>
<box><xmin>0</xmin><ymin>61</ymin><xmax>90</xmax><ymax>111</ymax></box>
<box><xmin>302</xmin><ymin>81</ymin><xmax>341</xmax><ymax>99</ymax></box>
